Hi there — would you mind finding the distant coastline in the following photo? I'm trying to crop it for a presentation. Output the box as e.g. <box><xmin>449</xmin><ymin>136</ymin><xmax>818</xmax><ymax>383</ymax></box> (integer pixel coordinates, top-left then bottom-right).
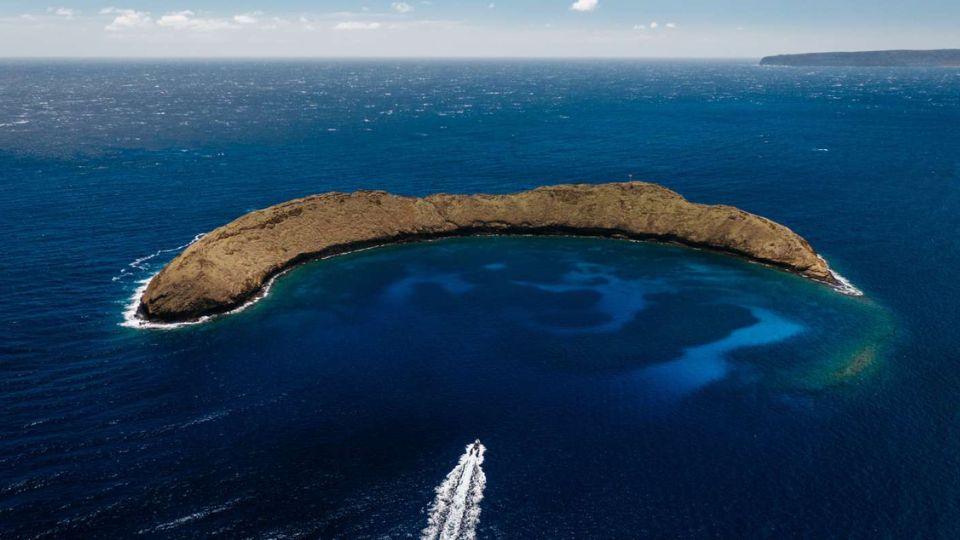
<box><xmin>760</xmin><ymin>49</ymin><xmax>960</xmax><ymax>67</ymax></box>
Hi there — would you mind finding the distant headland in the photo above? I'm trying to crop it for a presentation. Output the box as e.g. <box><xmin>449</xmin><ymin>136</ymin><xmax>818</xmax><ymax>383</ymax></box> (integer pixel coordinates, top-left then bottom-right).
<box><xmin>760</xmin><ymin>49</ymin><xmax>960</xmax><ymax>67</ymax></box>
<box><xmin>135</xmin><ymin>182</ymin><xmax>850</xmax><ymax>325</ymax></box>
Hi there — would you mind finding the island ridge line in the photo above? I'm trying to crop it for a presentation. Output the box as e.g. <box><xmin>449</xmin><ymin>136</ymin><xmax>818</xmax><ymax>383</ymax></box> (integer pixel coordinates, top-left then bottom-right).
<box><xmin>137</xmin><ymin>182</ymin><xmax>841</xmax><ymax>323</ymax></box>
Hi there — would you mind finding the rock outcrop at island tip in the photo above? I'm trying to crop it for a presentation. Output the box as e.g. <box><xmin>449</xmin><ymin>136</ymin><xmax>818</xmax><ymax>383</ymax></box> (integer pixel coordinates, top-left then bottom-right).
<box><xmin>137</xmin><ymin>182</ymin><xmax>838</xmax><ymax>323</ymax></box>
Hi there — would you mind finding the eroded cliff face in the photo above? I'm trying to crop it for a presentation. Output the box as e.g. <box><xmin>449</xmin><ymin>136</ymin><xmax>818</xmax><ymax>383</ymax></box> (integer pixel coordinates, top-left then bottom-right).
<box><xmin>138</xmin><ymin>182</ymin><xmax>836</xmax><ymax>323</ymax></box>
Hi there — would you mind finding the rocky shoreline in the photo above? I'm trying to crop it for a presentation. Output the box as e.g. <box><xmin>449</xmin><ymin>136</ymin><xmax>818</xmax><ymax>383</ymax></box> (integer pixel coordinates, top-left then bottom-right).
<box><xmin>136</xmin><ymin>182</ymin><xmax>841</xmax><ymax>324</ymax></box>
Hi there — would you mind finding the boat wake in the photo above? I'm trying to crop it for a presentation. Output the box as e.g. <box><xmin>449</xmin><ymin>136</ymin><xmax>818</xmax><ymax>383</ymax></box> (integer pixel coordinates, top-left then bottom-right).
<box><xmin>421</xmin><ymin>441</ymin><xmax>487</xmax><ymax>540</ymax></box>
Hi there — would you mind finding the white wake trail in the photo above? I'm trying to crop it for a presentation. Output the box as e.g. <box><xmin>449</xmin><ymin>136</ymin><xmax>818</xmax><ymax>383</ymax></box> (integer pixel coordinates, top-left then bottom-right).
<box><xmin>421</xmin><ymin>442</ymin><xmax>487</xmax><ymax>540</ymax></box>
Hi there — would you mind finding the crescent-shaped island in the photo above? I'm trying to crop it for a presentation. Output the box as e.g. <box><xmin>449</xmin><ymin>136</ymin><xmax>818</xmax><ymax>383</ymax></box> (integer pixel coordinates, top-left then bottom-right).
<box><xmin>135</xmin><ymin>182</ymin><xmax>853</xmax><ymax>324</ymax></box>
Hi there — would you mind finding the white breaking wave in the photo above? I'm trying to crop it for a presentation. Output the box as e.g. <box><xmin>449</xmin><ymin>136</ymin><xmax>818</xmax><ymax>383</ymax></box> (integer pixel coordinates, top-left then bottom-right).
<box><xmin>112</xmin><ymin>233</ymin><xmax>205</xmax><ymax>282</ymax></box>
<box><xmin>137</xmin><ymin>497</ymin><xmax>244</xmax><ymax>534</ymax></box>
<box><xmin>120</xmin><ymin>274</ymin><xmax>212</xmax><ymax>330</ymax></box>
<box><xmin>117</xmin><ymin>232</ymin><xmax>278</xmax><ymax>330</ymax></box>
<box><xmin>119</xmin><ymin>269</ymin><xmax>285</xmax><ymax>330</ymax></box>
<box><xmin>421</xmin><ymin>442</ymin><xmax>487</xmax><ymax>540</ymax></box>
<box><xmin>829</xmin><ymin>269</ymin><xmax>864</xmax><ymax>296</ymax></box>
<box><xmin>818</xmin><ymin>256</ymin><xmax>864</xmax><ymax>296</ymax></box>
<box><xmin>119</xmin><ymin>240</ymin><xmax>391</xmax><ymax>330</ymax></box>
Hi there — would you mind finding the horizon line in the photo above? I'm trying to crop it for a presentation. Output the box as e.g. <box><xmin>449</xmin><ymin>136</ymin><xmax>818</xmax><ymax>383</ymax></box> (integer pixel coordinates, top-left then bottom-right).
<box><xmin>2</xmin><ymin>48</ymin><xmax>954</xmax><ymax>62</ymax></box>
<box><xmin>0</xmin><ymin>55</ymin><xmax>763</xmax><ymax>61</ymax></box>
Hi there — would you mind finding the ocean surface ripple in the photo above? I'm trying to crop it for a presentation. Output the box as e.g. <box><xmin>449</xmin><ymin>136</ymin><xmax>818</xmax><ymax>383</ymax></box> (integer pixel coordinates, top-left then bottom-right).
<box><xmin>1</xmin><ymin>60</ymin><xmax>958</xmax><ymax>538</ymax></box>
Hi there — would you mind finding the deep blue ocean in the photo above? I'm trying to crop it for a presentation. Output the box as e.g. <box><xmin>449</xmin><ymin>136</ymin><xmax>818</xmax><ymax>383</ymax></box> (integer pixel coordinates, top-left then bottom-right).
<box><xmin>1</xmin><ymin>60</ymin><xmax>959</xmax><ymax>538</ymax></box>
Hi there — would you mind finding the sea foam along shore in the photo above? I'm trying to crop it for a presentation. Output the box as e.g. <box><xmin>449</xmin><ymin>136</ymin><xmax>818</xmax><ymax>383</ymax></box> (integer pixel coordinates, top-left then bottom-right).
<box><xmin>829</xmin><ymin>270</ymin><xmax>864</xmax><ymax>296</ymax></box>
<box><xmin>819</xmin><ymin>256</ymin><xmax>864</xmax><ymax>296</ymax></box>
<box><xmin>121</xmin><ymin>270</ymin><xmax>285</xmax><ymax>330</ymax></box>
<box><xmin>121</xmin><ymin>237</ymin><xmax>465</xmax><ymax>330</ymax></box>
<box><xmin>121</xmin><ymin>241</ymin><xmax>395</xmax><ymax>330</ymax></box>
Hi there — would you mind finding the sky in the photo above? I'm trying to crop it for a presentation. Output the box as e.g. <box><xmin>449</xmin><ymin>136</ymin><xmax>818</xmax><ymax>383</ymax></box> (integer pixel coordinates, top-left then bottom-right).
<box><xmin>0</xmin><ymin>0</ymin><xmax>957</xmax><ymax>58</ymax></box>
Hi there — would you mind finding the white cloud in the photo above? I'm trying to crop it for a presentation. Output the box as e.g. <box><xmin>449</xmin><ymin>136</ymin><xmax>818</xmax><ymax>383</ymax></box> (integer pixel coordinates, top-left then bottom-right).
<box><xmin>233</xmin><ymin>12</ymin><xmax>262</xmax><ymax>25</ymax></box>
<box><xmin>48</xmin><ymin>7</ymin><xmax>77</xmax><ymax>19</ymax></box>
<box><xmin>570</xmin><ymin>0</ymin><xmax>598</xmax><ymax>12</ymax></box>
<box><xmin>488</xmin><ymin>3</ymin><xmax>496</xmax><ymax>8</ymax></box>
<box><xmin>102</xmin><ymin>8</ymin><xmax>153</xmax><ymax>31</ymax></box>
<box><xmin>157</xmin><ymin>11</ymin><xmax>237</xmax><ymax>31</ymax></box>
<box><xmin>299</xmin><ymin>16</ymin><xmax>318</xmax><ymax>31</ymax></box>
<box><xmin>633</xmin><ymin>21</ymin><xmax>676</xmax><ymax>33</ymax></box>
<box><xmin>258</xmin><ymin>16</ymin><xmax>287</xmax><ymax>30</ymax></box>
<box><xmin>333</xmin><ymin>21</ymin><xmax>382</xmax><ymax>30</ymax></box>
<box><xmin>392</xmin><ymin>2</ymin><xmax>415</xmax><ymax>13</ymax></box>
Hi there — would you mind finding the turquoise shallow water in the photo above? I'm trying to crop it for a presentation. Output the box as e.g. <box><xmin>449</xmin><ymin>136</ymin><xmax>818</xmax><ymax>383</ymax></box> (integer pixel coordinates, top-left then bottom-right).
<box><xmin>0</xmin><ymin>60</ymin><xmax>958</xmax><ymax>538</ymax></box>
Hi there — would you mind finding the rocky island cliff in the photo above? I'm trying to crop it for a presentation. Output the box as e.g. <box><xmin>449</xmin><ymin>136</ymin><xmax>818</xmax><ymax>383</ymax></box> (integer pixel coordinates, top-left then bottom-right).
<box><xmin>137</xmin><ymin>182</ymin><xmax>841</xmax><ymax>324</ymax></box>
<box><xmin>760</xmin><ymin>49</ymin><xmax>960</xmax><ymax>67</ymax></box>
